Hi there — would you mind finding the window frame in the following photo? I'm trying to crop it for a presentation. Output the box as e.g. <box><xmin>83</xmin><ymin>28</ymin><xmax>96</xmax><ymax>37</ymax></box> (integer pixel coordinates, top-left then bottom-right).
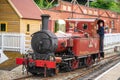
<box><xmin>82</xmin><ymin>23</ymin><xmax>88</xmax><ymax>30</ymax></box>
<box><xmin>111</xmin><ymin>20</ymin><xmax>114</xmax><ymax>29</ymax></box>
<box><xmin>26</xmin><ymin>24</ymin><xmax>30</xmax><ymax>33</ymax></box>
<box><xmin>0</xmin><ymin>22</ymin><xmax>7</xmax><ymax>32</ymax></box>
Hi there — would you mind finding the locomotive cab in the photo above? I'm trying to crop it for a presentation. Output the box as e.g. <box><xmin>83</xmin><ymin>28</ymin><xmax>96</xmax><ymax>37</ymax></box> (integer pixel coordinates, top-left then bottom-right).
<box><xmin>65</xmin><ymin>18</ymin><xmax>101</xmax><ymax>37</ymax></box>
<box><xmin>65</xmin><ymin>18</ymin><xmax>104</xmax><ymax>58</ymax></box>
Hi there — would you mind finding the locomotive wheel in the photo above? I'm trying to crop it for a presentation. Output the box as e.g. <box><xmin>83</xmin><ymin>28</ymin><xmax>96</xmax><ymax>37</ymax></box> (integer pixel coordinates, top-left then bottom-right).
<box><xmin>71</xmin><ymin>60</ymin><xmax>79</xmax><ymax>70</ymax></box>
<box><xmin>31</xmin><ymin>72</ymin><xmax>38</xmax><ymax>76</ymax></box>
<box><xmin>47</xmin><ymin>69</ymin><xmax>55</xmax><ymax>77</ymax></box>
<box><xmin>66</xmin><ymin>60</ymin><xmax>73</xmax><ymax>72</ymax></box>
<box><xmin>86</xmin><ymin>56</ymin><xmax>94</xmax><ymax>67</ymax></box>
<box><xmin>55</xmin><ymin>65</ymin><xmax>59</xmax><ymax>75</ymax></box>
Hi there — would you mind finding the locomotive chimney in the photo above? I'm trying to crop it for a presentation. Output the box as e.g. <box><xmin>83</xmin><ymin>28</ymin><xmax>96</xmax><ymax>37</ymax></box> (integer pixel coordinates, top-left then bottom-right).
<box><xmin>41</xmin><ymin>14</ymin><xmax>50</xmax><ymax>30</ymax></box>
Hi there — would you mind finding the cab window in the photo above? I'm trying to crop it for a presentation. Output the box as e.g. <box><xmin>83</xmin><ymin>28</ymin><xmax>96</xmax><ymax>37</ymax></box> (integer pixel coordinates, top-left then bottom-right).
<box><xmin>82</xmin><ymin>24</ymin><xmax>88</xmax><ymax>30</ymax></box>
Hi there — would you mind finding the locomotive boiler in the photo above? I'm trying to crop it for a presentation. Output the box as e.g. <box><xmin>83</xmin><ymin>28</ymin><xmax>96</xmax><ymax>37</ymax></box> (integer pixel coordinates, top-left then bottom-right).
<box><xmin>16</xmin><ymin>14</ymin><xmax>104</xmax><ymax>77</ymax></box>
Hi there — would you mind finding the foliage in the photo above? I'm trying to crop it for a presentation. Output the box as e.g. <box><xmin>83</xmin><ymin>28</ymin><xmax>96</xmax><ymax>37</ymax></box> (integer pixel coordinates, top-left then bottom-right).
<box><xmin>34</xmin><ymin>0</ymin><xmax>58</xmax><ymax>9</ymax></box>
<box><xmin>63</xmin><ymin>0</ymin><xmax>87</xmax><ymax>5</ymax></box>
<box><xmin>90</xmin><ymin>0</ymin><xmax>120</xmax><ymax>13</ymax></box>
<box><xmin>34</xmin><ymin>0</ymin><xmax>120</xmax><ymax>13</ymax></box>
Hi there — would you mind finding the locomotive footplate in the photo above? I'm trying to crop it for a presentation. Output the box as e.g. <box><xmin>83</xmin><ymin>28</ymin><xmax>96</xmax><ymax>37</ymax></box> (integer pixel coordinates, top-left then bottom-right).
<box><xmin>16</xmin><ymin>58</ymin><xmax>56</xmax><ymax>68</ymax></box>
<box><xmin>16</xmin><ymin>58</ymin><xmax>56</xmax><ymax>76</ymax></box>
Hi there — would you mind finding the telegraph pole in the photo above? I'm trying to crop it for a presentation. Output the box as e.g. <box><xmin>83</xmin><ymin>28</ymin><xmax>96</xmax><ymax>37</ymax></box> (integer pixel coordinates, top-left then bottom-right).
<box><xmin>71</xmin><ymin>0</ymin><xmax>78</xmax><ymax>18</ymax></box>
<box><xmin>85</xmin><ymin>0</ymin><xmax>90</xmax><ymax>7</ymax></box>
<box><xmin>87</xmin><ymin>0</ymin><xmax>89</xmax><ymax>7</ymax></box>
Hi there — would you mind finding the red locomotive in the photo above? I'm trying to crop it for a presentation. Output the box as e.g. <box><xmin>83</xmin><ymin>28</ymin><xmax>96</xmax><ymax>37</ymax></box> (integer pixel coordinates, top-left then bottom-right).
<box><xmin>16</xmin><ymin>14</ymin><xmax>104</xmax><ymax>77</ymax></box>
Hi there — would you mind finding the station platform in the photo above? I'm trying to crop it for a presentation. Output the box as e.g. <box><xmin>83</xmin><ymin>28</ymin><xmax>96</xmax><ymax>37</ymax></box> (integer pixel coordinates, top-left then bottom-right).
<box><xmin>95</xmin><ymin>62</ymin><xmax>120</xmax><ymax>80</ymax></box>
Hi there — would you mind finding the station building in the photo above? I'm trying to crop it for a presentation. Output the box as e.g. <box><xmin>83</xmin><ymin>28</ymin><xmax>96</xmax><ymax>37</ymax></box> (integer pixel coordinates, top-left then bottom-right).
<box><xmin>43</xmin><ymin>1</ymin><xmax>120</xmax><ymax>33</ymax></box>
<box><xmin>0</xmin><ymin>0</ymin><xmax>42</xmax><ymax>35</ymax></box>
<box><xmin>0</xmin><ymin>0</ymin><xmax>120</xmax><ymax>34</ymax></box>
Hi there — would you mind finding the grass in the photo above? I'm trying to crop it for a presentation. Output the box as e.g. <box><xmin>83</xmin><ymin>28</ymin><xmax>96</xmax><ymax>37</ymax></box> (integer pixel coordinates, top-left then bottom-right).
<box><xmin>0</xmin><ymin>51</ymin><xmax>22</xmax><ymax>71</ymax></box>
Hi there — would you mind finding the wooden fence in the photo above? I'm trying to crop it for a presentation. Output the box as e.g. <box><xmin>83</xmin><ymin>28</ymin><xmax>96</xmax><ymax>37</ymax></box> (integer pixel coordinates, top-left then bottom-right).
<box><xmin>0</xmin><ymin>32</ymin><xmax>120</xmax><ymax>54</ymax></box>
<box><xmin>0</xmin><ymin>33</ymin><xmax>25</xmax><ymax>54</ymax></box>
<box><xmin>104</xmin><ymin>33</ymin><xmax>120</xmax><ymax>50</ymax></box>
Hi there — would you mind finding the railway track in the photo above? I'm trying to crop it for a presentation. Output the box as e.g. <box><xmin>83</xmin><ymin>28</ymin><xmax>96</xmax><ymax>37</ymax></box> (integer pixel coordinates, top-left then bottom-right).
<box><xmin>13</xmin><ymin>75</ymin><xmax>33</xmax><ymax>80</ymax></box>
<box><xmin>70</xmin><ymin>54</ymin><xmax>120</xmax><ymax>80</ymax></box>
<box><xmin>13</xmin><ymin>53</ymin><xmax>120</xmax><ymax>80</ymax></box>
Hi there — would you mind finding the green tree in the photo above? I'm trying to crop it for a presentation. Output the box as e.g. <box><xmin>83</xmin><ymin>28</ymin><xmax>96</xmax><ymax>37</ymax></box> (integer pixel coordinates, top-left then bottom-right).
<box><xmin>34</xmin><ymin>0</ymin><xmax>120</xmax><ymax>13</ymax></box>
<box><xmin>109</xmin><ymin>1</ymin><xmax>120</xmax><ymax>13</ymax></box>
<box><xmin>34</xmin><ymin>0</ymin><xmax>58</xmax><ymax>9</ymax></box>
<box><xmin>90</xmin><ymin>0</ymin><xmax>120</xmax><ymax>13</ymax></box>
<box><xmin>116</xmin><ymin>0</ymin><xmax>120</xmax><ymax>8</ymax></box>
<box><xmin>34</xmin><ymin>0</ymin><xmax>44</xmax><ymax>8</ymax></box>
<box><xmin>90</xmin><ymin>0</ymin><xmax>113</xmax><ymax>9</ymax></box>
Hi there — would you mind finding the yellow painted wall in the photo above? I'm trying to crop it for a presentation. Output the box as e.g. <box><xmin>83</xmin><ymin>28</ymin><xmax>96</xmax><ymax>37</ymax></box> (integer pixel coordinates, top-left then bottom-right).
<box><xmin>20</xmin><ymin>19</ymin><xmax>42</xmax><ymax>35</ymax></box>
<box><xmin>0</xmin><ymin>0</ymin><xmax>41</xmax><ymax>34</ymax></box>
<box><xmin>0</xmin><ymin>0</ymin><xmax>20</xmax><ymax>32</ymax></box>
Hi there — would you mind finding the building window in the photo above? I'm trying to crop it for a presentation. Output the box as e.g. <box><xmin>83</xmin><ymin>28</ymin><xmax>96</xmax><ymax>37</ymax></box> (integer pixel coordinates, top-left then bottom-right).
<box><xmin>27</xmin><ymin>24</ymin><xmax>30</xmax><ymax>32</ymax></box>
<box><xmin>111</xmin><ymin>20</ymin><xmax>114</xmax><ymax>29</ymax></box>
<box><xmin>68</xmin><ymin>6</ymin><xmax>71</xmax><ymax>11</ymax></box>
<box><xmin>63</xmin><ymin>5</ymin><xmax>67</xmax><ymax>11</ymax></box>
<box><xmin>0</xmin><ymin>23</ymin><xmax>7</xmax><ymax>32</ymax></box>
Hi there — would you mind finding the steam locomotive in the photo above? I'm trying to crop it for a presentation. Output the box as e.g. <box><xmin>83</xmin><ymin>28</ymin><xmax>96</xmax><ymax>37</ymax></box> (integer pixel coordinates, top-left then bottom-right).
<box><xmin>16</xmin><ymin>14</ymin><xmax>104</xmax><ymax>77</ymax></box>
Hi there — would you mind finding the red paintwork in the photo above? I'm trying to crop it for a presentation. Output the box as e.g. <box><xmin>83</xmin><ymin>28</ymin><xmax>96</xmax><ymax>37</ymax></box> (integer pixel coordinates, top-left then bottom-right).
<box><xmin>55</xmin><ymin>19</ymin><xmax>100</xmax><ymax>56</ymax></box>
<box><xmin>56</xmin><ymin>38</ymin><xmax>68</xmax><ymax>52</ymax></box>
<box><xmin>55</xmin><ymin>31</ymin><xmax>85</xmax><ymax>53</ymax></box>
<box><xmin>55</xmin><ymin>32</ymin><xmax>99</xmax><ymax>56</ymax></box>
<box><xmin>16</xmin><ymin>58</ymin><xmax>24</xmax><ymax>65</ymax></box>
<box><xmin>66</xmin><ymin>19</ymin><xmax>98</xmax><ymax>37</ymax></box>
<box><xmin>77</xmin><ymin>21</ymin><xmax>95</xmax><ymax>36</ymax></box>
<box><xmin>73</xmin><ymin>37</ymin><xmax>99</xmax><ymax>56</ymax></box>
<box><xmin>16</xmin><ymin>58</ymin><xmax>56</xmax><ymax>68</ymax></box>
<box><xmin>35</xmin><ymin>60</ymin><xmax>56</xmax><ymax>68</ymax></box>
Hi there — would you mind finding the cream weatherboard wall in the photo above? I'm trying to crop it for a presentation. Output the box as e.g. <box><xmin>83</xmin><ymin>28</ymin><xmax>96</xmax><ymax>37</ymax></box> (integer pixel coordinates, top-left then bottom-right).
<box><xmin>0</xmin><ymin>0</ymin><xmax>20</xmax><ymax>32</ymax></box>
<box><xmin>0</xmin><ymin>0</ymin><xmax>42</xmax><ymax>34</ymax></box>
<box><xmin>20</xmin><ymin>19</ymin><xmax>41</xmax><ymax>35</ymax></box>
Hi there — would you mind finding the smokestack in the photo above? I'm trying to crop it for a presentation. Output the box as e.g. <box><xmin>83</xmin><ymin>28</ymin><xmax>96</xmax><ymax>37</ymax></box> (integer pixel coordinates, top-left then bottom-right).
<box><xmin>41</xmin><ymin>14</ymin><xmax>50</xmax><ymax>30</ymax></box>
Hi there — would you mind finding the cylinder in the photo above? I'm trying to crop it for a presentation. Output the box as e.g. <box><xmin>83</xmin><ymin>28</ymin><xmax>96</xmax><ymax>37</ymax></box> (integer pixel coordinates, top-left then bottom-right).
<box><xmin>41</xmin><ymin>14</ymin><xmax>50</xmax><ymax>30</ymax></box>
